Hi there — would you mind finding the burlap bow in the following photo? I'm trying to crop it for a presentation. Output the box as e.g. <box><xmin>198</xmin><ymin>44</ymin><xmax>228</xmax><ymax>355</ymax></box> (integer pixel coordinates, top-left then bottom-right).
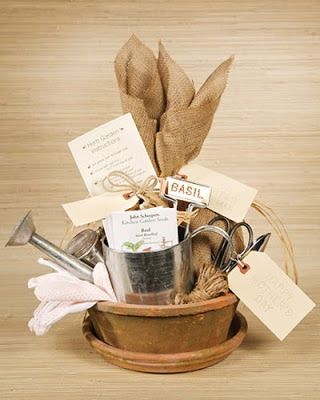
<box><xmin>114</xmin><ymin>36</ymin><xmax>243</xmax><ymax>275</ymax></box>
<box><xmin>114</xmin><ymin>35</ymin><xmax>233</xmax><ymax>177</ymax></box>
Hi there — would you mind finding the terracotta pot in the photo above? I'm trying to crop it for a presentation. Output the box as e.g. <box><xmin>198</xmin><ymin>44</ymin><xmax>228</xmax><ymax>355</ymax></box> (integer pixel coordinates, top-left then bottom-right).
<box><xmin>88</xmin><ymin>293</ymin><xmax>238</xmax><ymax>354</ymax></box>
<box><xmin>83</xmin><ymin>311</ymin><xmax>247</xmax><ymax>373</ymax></box>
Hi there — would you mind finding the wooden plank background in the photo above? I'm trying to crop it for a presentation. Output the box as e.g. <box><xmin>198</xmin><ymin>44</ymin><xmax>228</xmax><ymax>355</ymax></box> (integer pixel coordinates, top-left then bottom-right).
<box><xmin>0</xmin><ymin>1</ymin><xmax>319</xmax><ymax>399</ymax></box>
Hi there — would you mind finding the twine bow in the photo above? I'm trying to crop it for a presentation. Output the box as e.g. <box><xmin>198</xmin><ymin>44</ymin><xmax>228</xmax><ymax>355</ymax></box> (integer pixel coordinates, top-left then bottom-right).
<box><xmin>103</xmin><ymin>170</ymin><xmax>158</xmax><ymax>200</ymax></box>
<box><xmin>102</xmin><ymin>170</ymin><xmax>197</xmax><ymax>226</ymax></box>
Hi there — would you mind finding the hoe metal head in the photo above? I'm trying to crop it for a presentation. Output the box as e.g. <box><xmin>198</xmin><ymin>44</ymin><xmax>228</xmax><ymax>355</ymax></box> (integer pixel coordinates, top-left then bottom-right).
<box><xmin>5</xmin><ymin>211</ymin><xmax>35</xmax><ymax>247</ymax></box>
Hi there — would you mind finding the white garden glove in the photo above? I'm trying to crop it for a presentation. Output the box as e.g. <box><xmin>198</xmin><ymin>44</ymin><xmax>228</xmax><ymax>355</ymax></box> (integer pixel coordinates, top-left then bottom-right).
<box><xmin>28</xmin><ymin>260</ymin><xmax>117</xmax><ymax>336</ymax></box>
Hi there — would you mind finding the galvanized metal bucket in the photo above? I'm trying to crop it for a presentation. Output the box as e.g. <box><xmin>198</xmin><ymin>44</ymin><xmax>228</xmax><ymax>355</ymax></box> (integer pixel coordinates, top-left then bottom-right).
<box><xmin>102</xmin><ymin>225</ymin><xmax>231</xmax><ymax>305</ymax></box>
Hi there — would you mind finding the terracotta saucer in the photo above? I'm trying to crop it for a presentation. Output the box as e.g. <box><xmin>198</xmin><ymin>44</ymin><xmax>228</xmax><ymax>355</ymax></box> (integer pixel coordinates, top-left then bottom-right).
<box><xmin>82</xmin><ymin>311</ymin><xmax>248</xmax><ymax>373</ymax></box>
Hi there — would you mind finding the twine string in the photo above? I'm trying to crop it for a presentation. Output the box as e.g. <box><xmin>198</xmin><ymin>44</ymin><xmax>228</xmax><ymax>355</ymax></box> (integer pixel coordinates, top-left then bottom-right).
<box><xmin>103</xmin><ymin>170</ymin><xmax>158</xmax><ymax>198</ymax></box>
<box><xmin>61</xmin><ymin>171</ymin><xmax>197</xmax><ymax>247</ymax></box>
<box><xmin>103</xmin><ymin>170</ymin><xmax>197</xmax><ymax>226</ymax></box>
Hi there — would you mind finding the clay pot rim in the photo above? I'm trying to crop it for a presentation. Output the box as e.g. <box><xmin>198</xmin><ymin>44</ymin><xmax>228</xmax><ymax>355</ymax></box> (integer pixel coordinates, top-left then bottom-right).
<box><xmin>95</xmin><ymin>292</ymin><xmax>238</xmax><ymax>317</ymax></box>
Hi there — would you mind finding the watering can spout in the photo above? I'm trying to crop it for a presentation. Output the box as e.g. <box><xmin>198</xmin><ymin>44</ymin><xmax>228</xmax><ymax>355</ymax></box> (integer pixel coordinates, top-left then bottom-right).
<box><xmin>6</xmin><ymin>210</ymin><xmax>35</xmax><ymax>247</ymax></box>
<box><xmin>6</xmin><ymin>211</ymin><xmax>93</xmax><ymax>282</ymax></box>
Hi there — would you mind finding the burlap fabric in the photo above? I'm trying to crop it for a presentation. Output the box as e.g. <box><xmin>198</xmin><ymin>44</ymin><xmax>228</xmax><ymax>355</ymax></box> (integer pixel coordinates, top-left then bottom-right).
<box><xmin>114</xmin><ymin>35</ymin><xmax>243</xmax><ymax>276</ymax></box>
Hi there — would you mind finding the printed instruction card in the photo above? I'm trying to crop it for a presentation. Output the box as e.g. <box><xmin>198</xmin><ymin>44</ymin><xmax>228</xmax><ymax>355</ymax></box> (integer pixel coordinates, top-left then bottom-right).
<box><xmin>103</xmin><ymin>208</ymin><xmax>179</xmax><ymax>252</ymax></box>
<box><xmin>68</xmin><ymin>113</ymin><xmax>156</xmax><ymax>195</ymax></box>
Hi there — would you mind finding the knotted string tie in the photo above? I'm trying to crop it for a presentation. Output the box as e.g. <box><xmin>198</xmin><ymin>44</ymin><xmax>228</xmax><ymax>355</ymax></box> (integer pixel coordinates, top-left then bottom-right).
<box><xmin>103</xmin><ymin>170</ymin><xmax>158</xmax><ymax>200</ymax></box>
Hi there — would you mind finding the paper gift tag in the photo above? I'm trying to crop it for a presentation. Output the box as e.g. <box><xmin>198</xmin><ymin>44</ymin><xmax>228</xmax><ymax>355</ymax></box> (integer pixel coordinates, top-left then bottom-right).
<box><xmin>181</xmin><ymin>164</ymin><xmax>257</xmax><ymax>222</ymax></box>
<box><xmin>62</xmin><ymin>191</ymin><xmax>138</xmax><ymax>227</ymax></box>
<box><xmin>228</xmin><ymin>251</ymin><xmax>315</xmax><ymax>340</ymax></box>
<box><xmin>68</xmin><ymin>113</ymin><xmax>157</xmax><ymax>196</ymax></box>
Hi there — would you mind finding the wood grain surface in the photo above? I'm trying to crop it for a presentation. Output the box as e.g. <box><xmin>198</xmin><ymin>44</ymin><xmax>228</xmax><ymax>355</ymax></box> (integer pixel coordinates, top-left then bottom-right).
<box><xmin>0</xmin><ymin>1</ymin><xmax>319</xmax><ymax>399</ymax></box>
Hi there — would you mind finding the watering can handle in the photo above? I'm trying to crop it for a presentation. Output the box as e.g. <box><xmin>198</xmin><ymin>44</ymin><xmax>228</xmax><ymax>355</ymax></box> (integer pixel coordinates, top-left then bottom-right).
<box><xmin>190</xmin><ymin>225</ymin><xmax>234</xmax><ymax>256</ymax></box>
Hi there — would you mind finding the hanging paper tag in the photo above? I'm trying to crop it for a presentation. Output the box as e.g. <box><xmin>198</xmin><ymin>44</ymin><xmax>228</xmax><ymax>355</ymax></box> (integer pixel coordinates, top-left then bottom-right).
<box><xmin>228</xmin><ymin>251</ymin><xmax>315</xmax><ymax>340</ymax></box>
<box><xmin>68</xmin><ymin>113</ymin><xmax>157</xmax><ymax>196</ymax></box>
<box><xmin>181</xmin><ymin>164</ymin><xmax>257</xmax><ymax>222</ymax></box>
<box><xmin>62</xmin><ymin>192</ymin><xmax>138</xmax><ymax>227</ymax></box>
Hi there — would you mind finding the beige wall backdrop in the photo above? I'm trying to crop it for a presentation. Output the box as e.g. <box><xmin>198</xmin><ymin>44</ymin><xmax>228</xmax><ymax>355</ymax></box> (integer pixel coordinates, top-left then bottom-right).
<box><xmin>0</xmin><ymin>1</ymin><xmax>319</xmax><ymax>399</ymax></box>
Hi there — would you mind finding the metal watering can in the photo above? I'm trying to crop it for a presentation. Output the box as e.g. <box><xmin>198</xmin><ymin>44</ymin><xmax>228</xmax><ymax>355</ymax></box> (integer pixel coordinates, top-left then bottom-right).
<box><xmin>6</xmin><ymin>211</ymin><xmax>232</xmax><ymax>306</ymax></box>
